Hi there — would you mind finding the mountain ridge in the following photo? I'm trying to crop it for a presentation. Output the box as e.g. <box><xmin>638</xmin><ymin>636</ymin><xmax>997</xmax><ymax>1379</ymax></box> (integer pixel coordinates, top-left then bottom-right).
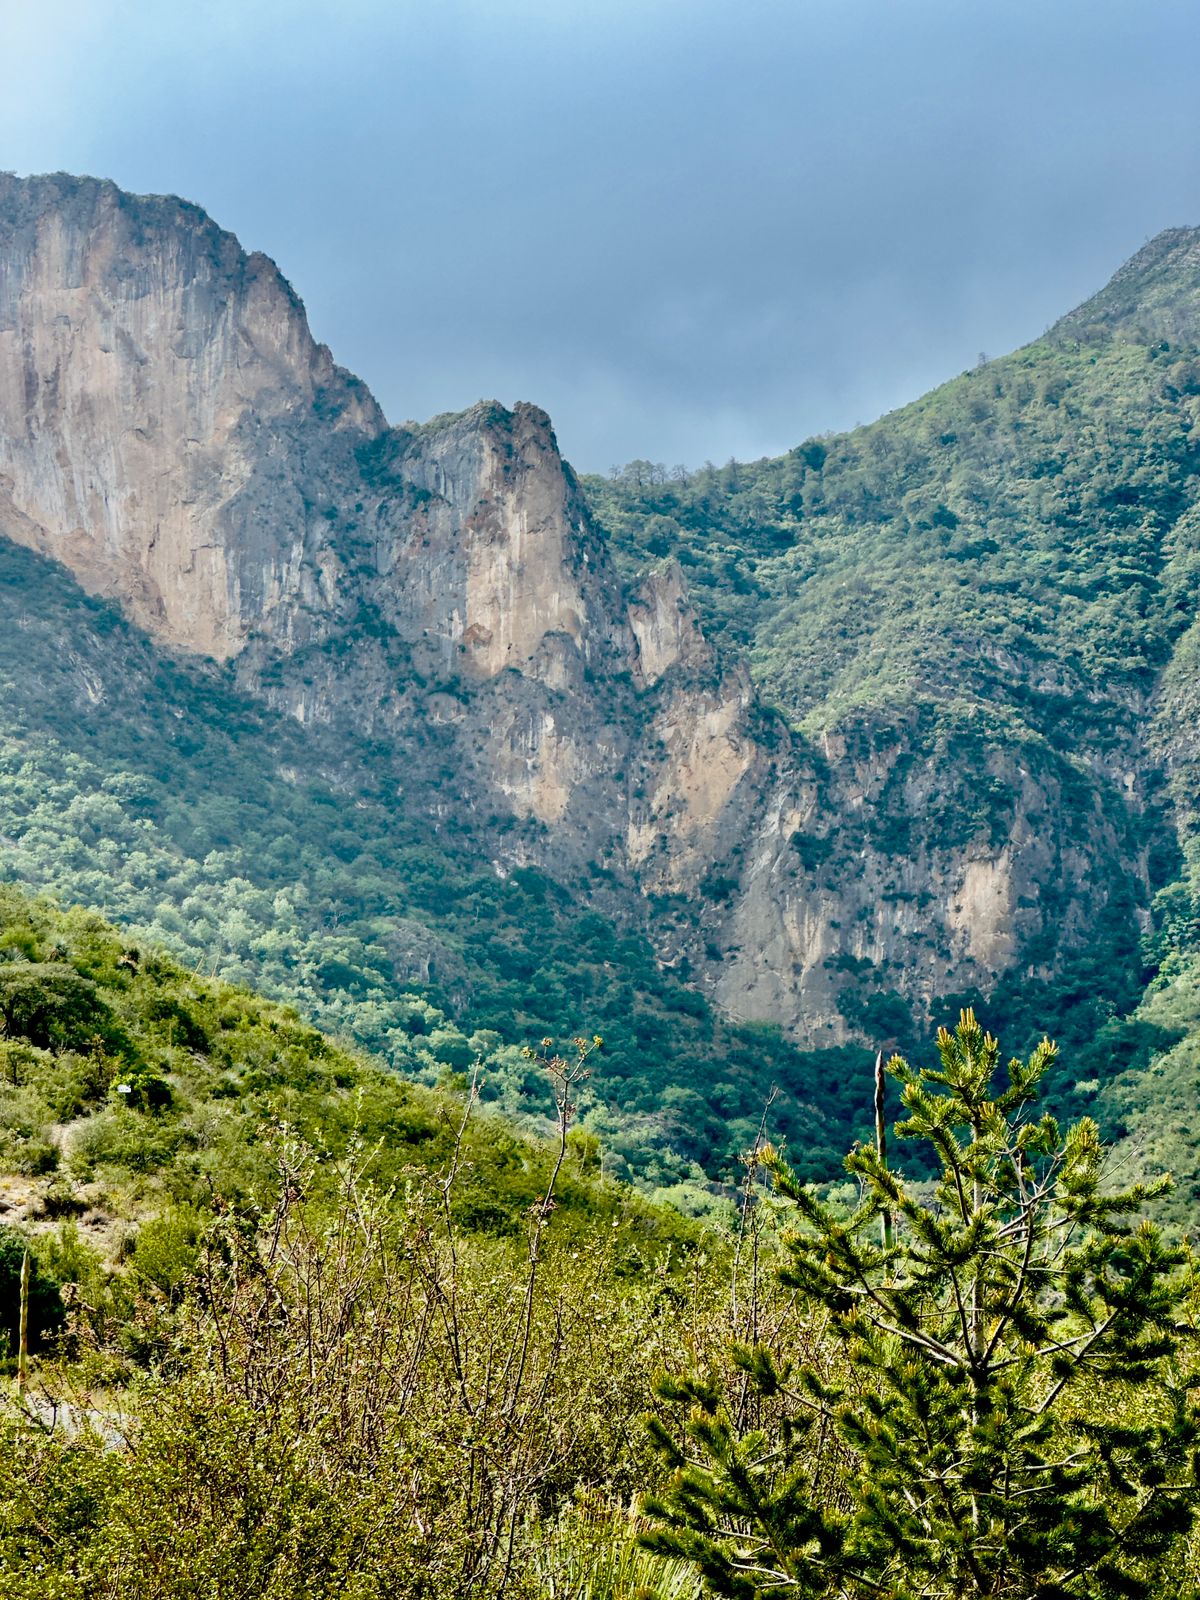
<box><xmin>6</xmin><ymin>173</ymin><xmax>1200</xmax><ymax>1196</ymax></box>
<box><xmin>1050</xmin><ymin>223</ymin><xmax>1200</xmax><ymax>343</ymax></box>
<box><xmin>0</xmin><ymin>173</ymin><xmax>830</xmax><ymax>1042</ymax></box>
<box><xmin>581</xmin><ymin>231</ymin><xmax>1200</xmax><ymax>1116</ymax></box>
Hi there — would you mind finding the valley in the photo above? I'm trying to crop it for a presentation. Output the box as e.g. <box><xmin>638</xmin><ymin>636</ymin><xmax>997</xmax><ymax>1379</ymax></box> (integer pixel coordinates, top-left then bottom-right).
<box><xmin>1</xmin><ymin>169</ymin><xmax>1200</xmax><ymax>1598</ymax></box>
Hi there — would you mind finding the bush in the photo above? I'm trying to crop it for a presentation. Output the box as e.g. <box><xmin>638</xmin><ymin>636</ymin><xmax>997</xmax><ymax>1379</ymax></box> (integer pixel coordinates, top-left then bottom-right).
<box><xmin>0</xmin><ymin>963</ymin><xmax>119</xmax><ymax>1052</ymax></box>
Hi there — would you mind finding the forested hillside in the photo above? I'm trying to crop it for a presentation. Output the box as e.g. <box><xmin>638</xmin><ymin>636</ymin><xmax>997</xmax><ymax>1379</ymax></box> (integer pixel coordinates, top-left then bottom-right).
<box><xmin>582</xmin><ymin>227</ymin><xmax>1200</xmax><ymax>1198</ymax></box>
<box><xmin>4</xmin><ymin>173</ymin><xmax>1188</xmax><ymax>1085</ymax></box>
<box><xmin>0</xmin><ymin>884</ymin><xmax>707</xmax><ymax>1279</ymax></box>
<box><xmin>0</xmin><ymin>896</ymin><xmax>1195</xmax><ymax>1599</ymax></box>
<box><xmin>0</xmin><ymin>539</ymin><xmax>871</xmax><ymax>1199</ymax></box>
<box><xmin>0</xmin><ymin>885</ymin><xmax>721</xmax><ymax>1596</ymax></box>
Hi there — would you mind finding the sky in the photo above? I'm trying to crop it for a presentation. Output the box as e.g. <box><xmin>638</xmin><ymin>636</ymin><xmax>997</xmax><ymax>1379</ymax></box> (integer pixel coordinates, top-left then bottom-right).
<box><xmin>3</xmin><ymin>0</ymin><xmax>1200</xmax><ymax>472</ymax></box>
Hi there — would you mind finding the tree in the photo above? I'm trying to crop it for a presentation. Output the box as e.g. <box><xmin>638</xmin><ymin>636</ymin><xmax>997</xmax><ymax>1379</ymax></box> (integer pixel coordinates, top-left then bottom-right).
<box><xmin>0</xmin><ymin>961</ymin><xmax>114</xmax><ymax>1052</ymax></box>
<box><xmin>642</xmin><ymin>1011</ymin><xmax>1200</xmax><ymax>1599</ymax></box>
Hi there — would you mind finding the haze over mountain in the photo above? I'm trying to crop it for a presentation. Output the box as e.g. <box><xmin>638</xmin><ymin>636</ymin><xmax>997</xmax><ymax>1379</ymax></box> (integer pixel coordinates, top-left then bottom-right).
<box><xmin>4</xmin><ymin>171</ymin><xmax>1200</xmax><ymax>1199</ymax></box>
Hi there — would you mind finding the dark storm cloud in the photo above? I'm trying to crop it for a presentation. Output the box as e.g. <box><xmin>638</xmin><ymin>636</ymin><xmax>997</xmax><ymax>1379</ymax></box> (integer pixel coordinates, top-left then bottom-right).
<box><xmin>4</xmin><ymin>0</ymin><xmax>1200</xmax><ymax>469</ymax></box>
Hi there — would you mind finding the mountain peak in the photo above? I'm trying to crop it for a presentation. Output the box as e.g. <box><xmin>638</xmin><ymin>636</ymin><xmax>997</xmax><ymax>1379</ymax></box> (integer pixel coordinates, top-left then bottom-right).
<box><xmin>0</xmin><ymin>171</ymin><xmax>385</xmax><ymax>657</ymax></box>
<box><xmin>1051</xmin><ymin>224</ymin><xmax>1200</xmax><ymax>345</ymax></box>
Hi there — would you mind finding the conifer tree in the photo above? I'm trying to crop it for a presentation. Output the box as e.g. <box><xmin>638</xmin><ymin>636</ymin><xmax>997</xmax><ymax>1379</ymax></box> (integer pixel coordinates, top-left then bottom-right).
<box><xmin>642</xmin><ymin>1011</ymin><xmax>1200</xmax><ymax>1599</ymax></box>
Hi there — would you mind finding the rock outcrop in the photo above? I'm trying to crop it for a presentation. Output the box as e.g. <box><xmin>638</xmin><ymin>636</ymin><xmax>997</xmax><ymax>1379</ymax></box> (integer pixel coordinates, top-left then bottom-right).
<box><xmin>0</xmin><ymin>173</ymin><xmax>382</xmax><ymax>659</ymax></box>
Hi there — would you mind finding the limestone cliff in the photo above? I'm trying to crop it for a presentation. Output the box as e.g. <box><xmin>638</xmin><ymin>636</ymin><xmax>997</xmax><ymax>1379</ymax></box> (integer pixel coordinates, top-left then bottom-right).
<box><xmin>0</xmin><ymin>173</ymin><xmax>381</xmax><ymax>658</ymax></box>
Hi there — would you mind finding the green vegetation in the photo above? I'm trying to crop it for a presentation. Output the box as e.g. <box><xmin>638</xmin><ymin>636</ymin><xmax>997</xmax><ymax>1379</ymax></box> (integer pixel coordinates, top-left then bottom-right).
<box><xmin>0</xmin><ymin>885</ymin><xmax>701</xmax><ymax>1270</ymax></box>
<box><xmin>0</xmin><ymin>887</ymin><xmax>735</xmax><ymax>1597</ymax></box>
<box><xmin>643</xmin><ymin>1012</ymin><xmax>1200</xmax><ymax>1598</ymax></box>
<box><xmin>0</xmin><ymin>538</ymin><xmax>872</xmax><ymax>1197</ymax></box>
<box><xmin>584</xmin><ymin>335</ymin><xmax>1200</xmax><ymax>729</ymax></box>
<box><xmin>0</xmin><ymin>947</ymin><xmax>1195</xmax><ymax>1598</ymax></box>
<box><xmin>0</xmin><ymin>1137</ymin><xmax>718</xmax><ymax>1598</ymax></box>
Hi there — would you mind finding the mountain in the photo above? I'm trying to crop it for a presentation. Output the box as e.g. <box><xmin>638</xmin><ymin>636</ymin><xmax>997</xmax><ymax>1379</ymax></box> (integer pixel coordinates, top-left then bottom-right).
<box><xmin>0</xmin><ymin>177</ymin><xmax>780</xmax><ymax>982</ymax></box>
<box><xmin>584</xmin><ymin>228</ymin><xmax>1200</xmax><ymax>1132</ymax></box>
<box><xmin>0</xmin><ymin>174</ymin><xmax>749</xmax><ymax>868</ymax></box>
<box><xmin>5</xmin><ymin>171</ymin><xmax>1200</xmax><ymax>1191</ymax></box>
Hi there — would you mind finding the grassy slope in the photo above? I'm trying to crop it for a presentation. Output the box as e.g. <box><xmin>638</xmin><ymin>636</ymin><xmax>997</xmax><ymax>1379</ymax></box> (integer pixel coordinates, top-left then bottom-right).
<box><xmin>0</xmin><ymin>883</ymin><xmax>702</xmax><ymax>1307</ymax></box>
<box><xmin>0</xmin><ymin>885</ymin><xmax>724</xmax><ymax>1599</ymax></box>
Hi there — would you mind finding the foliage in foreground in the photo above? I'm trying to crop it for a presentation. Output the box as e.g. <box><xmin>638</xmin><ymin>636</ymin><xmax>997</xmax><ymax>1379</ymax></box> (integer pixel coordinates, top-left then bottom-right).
<box><xmin>0</xmin><ymin>888</ymin><xmax>727</xmax><ymax>1595</ymax></box>
<box><xmin>644</xmin><ymin>1012</ymin><xmax>1200</xmax><ymax>1599</ymax></box>
<box><xmin>0</xmin><ymin>913</ymin><xmax>1196</xmax><ymax>1598</ymax></box>
<box><xmin>0</xmin><ymin>1067</ymin><xmax>741</xmax><ymax>1598</ymax></box>
<box><xmin>0</xmin><ymin>883</ymin><xmax>703</xmax><ymax>1361</ymax></box>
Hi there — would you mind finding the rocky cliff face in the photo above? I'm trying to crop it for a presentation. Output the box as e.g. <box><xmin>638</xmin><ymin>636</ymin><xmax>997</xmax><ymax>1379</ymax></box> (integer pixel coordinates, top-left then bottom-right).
<box><xmin>0</xmin><ymin>173</ymin><xmax>382</xmax><ymax>658</ymax></box>
<box><xmin>0</xmin><ymin>173</ymin><xmax>1144</xmax><ymax>1045</ymax></box>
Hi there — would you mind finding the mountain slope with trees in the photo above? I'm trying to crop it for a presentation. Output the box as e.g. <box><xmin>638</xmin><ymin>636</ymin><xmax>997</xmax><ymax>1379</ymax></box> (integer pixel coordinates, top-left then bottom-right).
<box><xmin>582</xmin><ymin>226</ymin><xmax>1200</xmax><ymax>1192</ymax></box>
<box><xmin>0</xmin><ymin>538</ymin><xmax>871</xmax><ymax>1196</ymax></box>
<box><xmin>6</xmin><ymin>179</ymin><xmax>1200</xmax><ymax>1197</ymax></box>
<box><xmin>0</xmin><ymin>930</ymin><xmax>1194</xmax><ymax>1600</ymax></box>
<box><xmin>2</xmin><ymin>173</ymin><xmax>1189</xmax><ymax>1076</ymax></box>
<box><xmin>0</xmin><ymin>883</ymin><xmax>699</xmax><ymax>1277</ymax></box>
